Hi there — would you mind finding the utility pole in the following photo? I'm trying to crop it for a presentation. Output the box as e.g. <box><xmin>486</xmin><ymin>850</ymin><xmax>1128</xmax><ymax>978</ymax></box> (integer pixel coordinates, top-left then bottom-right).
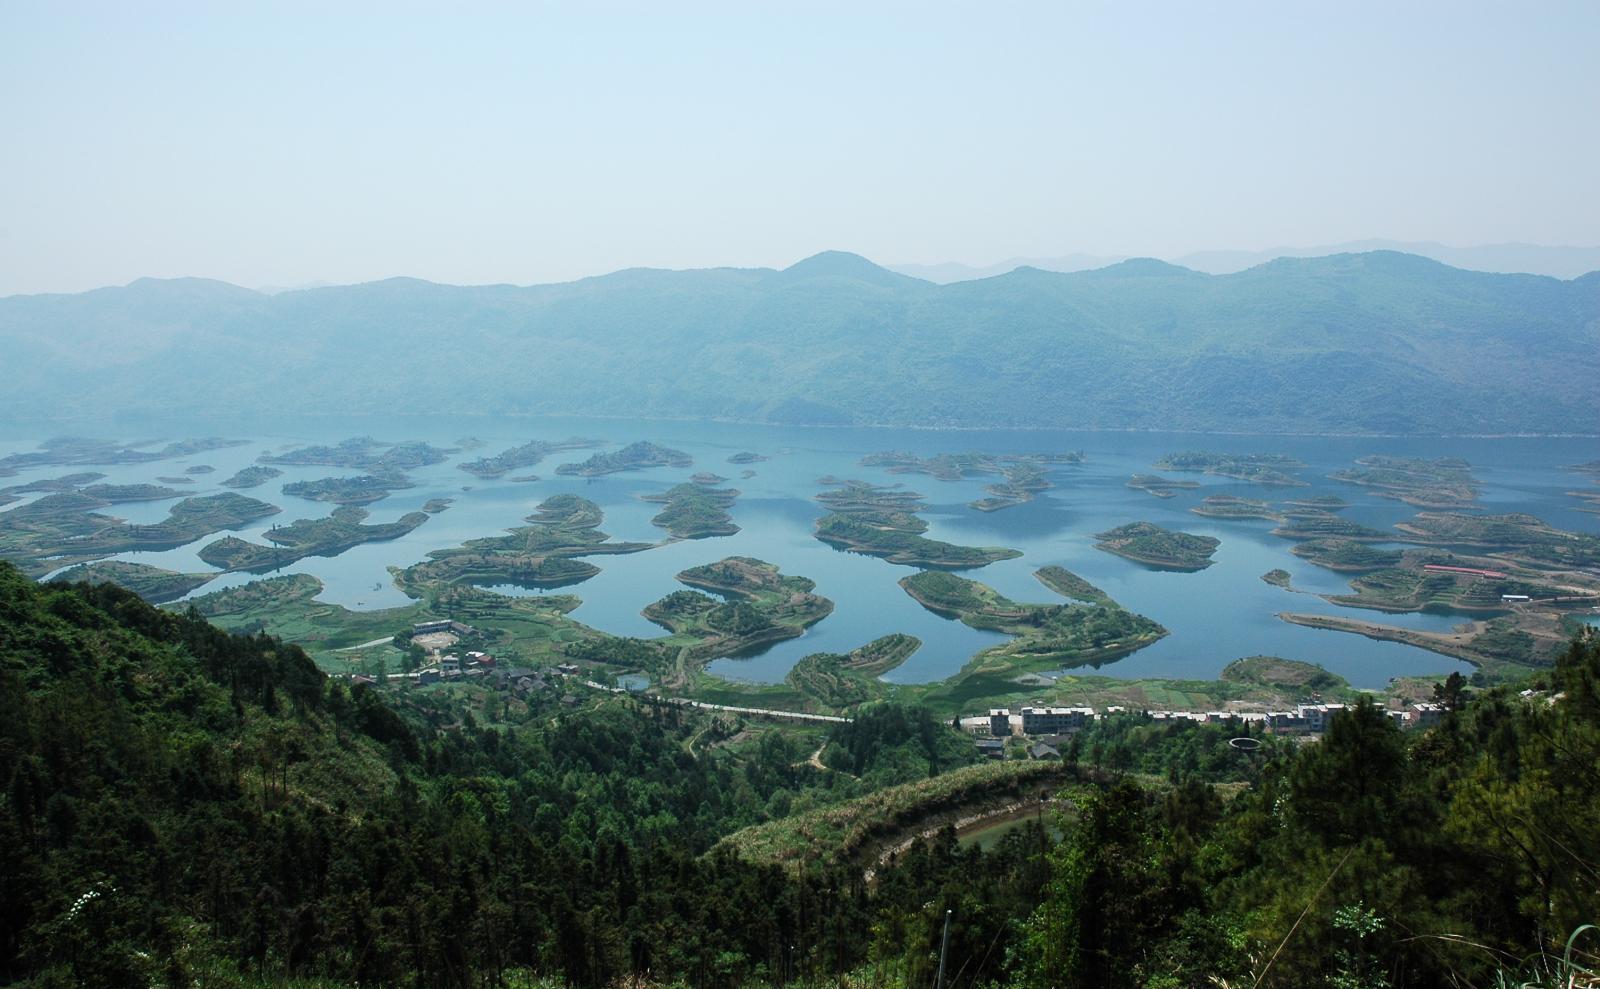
<box><xmin>935</xmin><ymin>908</ymin><xmax>952</xmax><ymax>989</ymax></box>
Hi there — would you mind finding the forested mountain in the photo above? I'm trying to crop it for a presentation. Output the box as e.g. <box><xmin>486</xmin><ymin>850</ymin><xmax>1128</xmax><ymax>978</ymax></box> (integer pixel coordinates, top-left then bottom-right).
<box><xmin>3</xmin><ymin>251</ymin><xmax>1597</xmax><ymax>434</ymax></box>
<box><xmin>3</xmin><ymin>559</ymin><xmax>1599</xmax><ymax>987</ymax></box>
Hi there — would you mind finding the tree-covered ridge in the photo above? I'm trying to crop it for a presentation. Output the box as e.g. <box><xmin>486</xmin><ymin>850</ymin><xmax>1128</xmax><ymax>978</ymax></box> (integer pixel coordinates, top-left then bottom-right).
<box><xmin>642</xmin><ymin>482</ymin><xmax>741</xmax><ymax>538</ymax></box>
<box><xmin>456</xmin><ymin>437</ymin><xmax>601</xmax><ymax>477</ymax></box>
<box><xmin>0</xmin><ymin>490</ymin><xmax>280</xmax><ymax>578</ymax></box>
<box><xmin>257</xmin><ymin>437</ymin><xmax>453</xmax><ymax>471</ymax></box>
<box><xmin>1094</xmin><ymin>521</ymin><xmax>1222</xmax><ymax>571</ymax></box>
<box><xmin>555</xmin><ymin>441</ymin><xmax>692</xmax><ymax>476</ymax></box>
<box><xmin>2</xmin><ymin>559</ymin><xmax>1598</xmax><ymax>986</ymax></box>
<box><xmin>7</xmin><ymin>253</ymin><xmax>1600</xmax><ymax>435</ymax></box>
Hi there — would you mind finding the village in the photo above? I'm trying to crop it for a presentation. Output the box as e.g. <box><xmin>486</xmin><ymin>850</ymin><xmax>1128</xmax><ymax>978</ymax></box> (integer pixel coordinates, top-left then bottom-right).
<box><xmin>955</xmin><ymin>700</ymin><xmax>1450</xmax><ymax>760</ymax></box>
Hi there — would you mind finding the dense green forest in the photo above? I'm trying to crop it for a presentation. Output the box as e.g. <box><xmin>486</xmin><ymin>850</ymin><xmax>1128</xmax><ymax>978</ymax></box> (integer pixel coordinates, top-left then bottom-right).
<box><xmin>1</xmin><ymin>560</ymin><xmax>1596</xmax><ymax>987</ymax></box>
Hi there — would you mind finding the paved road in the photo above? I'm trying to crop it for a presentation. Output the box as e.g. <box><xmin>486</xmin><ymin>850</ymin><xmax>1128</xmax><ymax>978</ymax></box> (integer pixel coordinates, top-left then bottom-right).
<box><xmin>575</xmin><ymin>678</ymin><xmax>852</xmax><ymax>724</ymax></box>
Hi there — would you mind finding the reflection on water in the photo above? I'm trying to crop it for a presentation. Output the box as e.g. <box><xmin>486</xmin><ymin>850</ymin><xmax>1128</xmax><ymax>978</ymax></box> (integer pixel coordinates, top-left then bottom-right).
<box><xmin>5</xmin><ymin>413</ymin><xmax>1596</xmax><ymax>689</ymax></box>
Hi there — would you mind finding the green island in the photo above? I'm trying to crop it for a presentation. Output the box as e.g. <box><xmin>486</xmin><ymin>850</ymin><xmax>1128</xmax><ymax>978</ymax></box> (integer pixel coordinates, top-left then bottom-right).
<box><xmin>971</xmin><ymin>460</ymin><xmax>1052</xmax><ymax>511</ymax></box>
<box><xmin>643</xmin><ymin>557</ymin><xmax>835</xmax><ymax>663</ymax></box>
<box><xmin>1219</xmin><ymin>654</ymin><xmax>1352</xmax><ymax>700</ymax></box>
<box><xmin>0</xmin><ymin>435</ymin><xmax>245</xmax><ymax>473</ymax></box>
<box><xmin>281</xmin><ymin>471</ymin><xmax>415</xmax><ymax>505</ymax></box>
<box><xmin>692</xmin><ymin>471</ymin><xmax>727</xmax><ymax>484</ymax></box>
<box><xmin>861</xmin><ymin>449</ymin><xmax>1080</xmax><ymax>512</ymax></box>
<box><xmin>1</xmin><ymin>471</ymin><xmax>107</xmax><ymax>493</ymax></box>
<box><xmin>421</xmin><ymin>497</ymin><xmax>452</xmax><ymax>513</ymax></box>
<box><xmin>1283</xmin><ymin>494</ymin><xmax>1349</xmax><ymax>510</ymax></box>
<box><xmin>1289</xmin><ymin>537</ymin><xmax>1404</xmax><ymax>571</ymax></box>
<box><xmin>0</xmin><ymin>490</ymin><xmax>279</xmax><ymax>577</ymax></box>
<box><xmin>555</xmin><ymin>440</ymin><xmax>692</xmax><ymax>476</ymax></box>
<box><xmin>1125</xmin><ymin>473</ymin><xmax>1200</xmax><ymax>498</ymax></box>
<box><xmin>1189</xmin><ymin>494</ymin><xmax>1283</xmax><ymax>521</ymax></box>
<box><xmin>184</xmin><ymin>464</ymin><xmax>215</xmax><ymax>474</ymax></box>
<box><xmin>198</xmin><ymin>506</ymin><xmax>430</xmax><ymax>573</ymax></box>
<box><xmin>1261</xmin><ymin>568</ymin><xmax>1293</xmax><ymax>588</ymax></box>
<box><xmin>813</xmin><ymin>481</ymin><xmax>1022</xmax><ymax>568</ymax></box>
<box><xmin>1269</xmin><ymin>513</ymin><xmax>1392</xmax><ymax>541</ymax></box>
<box><xmin>48</xmin><ymin>559</ymin><xmax>217</xmax><ymax>603</ymax></box>
<box><xmin>259</xmin><ymin>436</ymin><xmax>453</xmax><ymax>471</ymax></box>
<box><xmin>784</xmin><ymin>634</ymin><xmax>922</xmax><ymax>708</ymax></box>
<box><xmin>1323</xmin><ymin>561</ymin><xmax>1569</xmax><ymax>615</ymax></box>
<box><xmin>726</xmin><ymin>450</ymin><xmax>767</xmax><ymax>464</ymax></box>
<box><xmin>1394</xmin><ymin>511</ymin><xmax>1600</xmax><ymax>569</ymax></box>
<box><xmin>155</xmin><ymin>476</ymin><xmax>195</xmax><ymax>484</ymax></box>
<box><xmin>393</xmin><ymin>494</ymin><xmax>652</xmax><ymax>593</ymax></box>
<box><xmin>1329</xmin><ymin>454</ymin><xmax>1480</xmax><ymax>508</ymax></box>
<box><xmin>1033</xmin><ymin>565</ymin><xmax>1114</xmax><ymax>605</ymax></box>
<box><xmin>456</xmin><ymin>437</ymin><xmax>599</xmax><ymax>477</ymax></box>
<box><xmin>642</xmin><ymin>482</ymin><xmax>740</xmax><ymax>538</ymax></box>
<box><xmin>1152</xmin><ymin>450</ymin><xmax>1308</xmax><ymax>486</ymax></box>
<box><xmin>82</xmin><ymin>482</ymin><xmax>186</xmax><ymax>501</ymax></box>
<box><xmin>218</xmin><ymin>464</ymin><xmax>283</xmax><ymax>488</ymax></box>
<box><xmin>1094</xmin><ymin>521</ymin><xmax>1221</xmax><ymax>571</ymax></box>
<box><xmin>899</xmin><ymin>569</ymin><xmax>1168</xmax><ymax>680</ymax></box>
<box><xmin>1276</xmin><ymin>611</ymin><xmax>1570</xmax><ymax>676</ymax></box>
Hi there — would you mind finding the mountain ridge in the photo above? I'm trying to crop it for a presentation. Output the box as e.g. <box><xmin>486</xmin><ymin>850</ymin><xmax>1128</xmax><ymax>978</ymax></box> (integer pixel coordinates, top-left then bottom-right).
<box><xmin>2</xmin><ymin>250</ymin><xmax>1596</xmax><ymax>435</ymax></box>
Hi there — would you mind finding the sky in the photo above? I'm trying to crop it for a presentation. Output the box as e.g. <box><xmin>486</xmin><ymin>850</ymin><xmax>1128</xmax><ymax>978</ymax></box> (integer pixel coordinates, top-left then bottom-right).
<box><xmin>2</xmin><ymin>1</ymin><xmax>1598</xmax><ymax>296</ymax></box>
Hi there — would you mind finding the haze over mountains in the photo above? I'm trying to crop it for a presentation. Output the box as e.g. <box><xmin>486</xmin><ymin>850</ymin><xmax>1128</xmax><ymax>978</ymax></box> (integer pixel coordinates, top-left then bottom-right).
<box><xmin>3</xmin><ymin>250</ymin><xmax>1596</xmax><ymax>436</ymax></box>
<box><xmin>891</xmin><ymin>241</ymin><xmax>1600</xmax><ymax>283</ymax></box>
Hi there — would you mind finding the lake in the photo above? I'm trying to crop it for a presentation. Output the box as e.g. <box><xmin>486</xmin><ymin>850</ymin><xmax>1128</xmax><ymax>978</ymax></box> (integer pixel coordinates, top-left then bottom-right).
<box><xmin>4</xmin><ymin>413</ymin><xmax>1597</xmax><ymax>689</ymax></box>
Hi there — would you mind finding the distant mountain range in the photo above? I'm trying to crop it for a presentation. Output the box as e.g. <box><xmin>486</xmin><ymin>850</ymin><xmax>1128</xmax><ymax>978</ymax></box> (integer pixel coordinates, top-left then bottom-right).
<box><xmin>3</xmin><ymin>250</ymin><xmax>1596</xmax><ymax>435</ymax></box>
<box><xmin>892</xmin><ymin>241</ymin><xmax>1600</xmax><ymax>283</ymax></box>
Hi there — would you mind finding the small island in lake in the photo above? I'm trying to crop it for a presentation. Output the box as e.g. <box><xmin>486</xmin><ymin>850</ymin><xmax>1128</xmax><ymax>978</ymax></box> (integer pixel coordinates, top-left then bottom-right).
<box><xmin>50</xmin><ymin>560</ymin><xmax>216</xmax><ymax>603</ymax></box>
<box><xmin>199</xmin><ymin>506</ymin><xmax>430</xmax><ymax>573</ymax></box>
<box><xmin>219</xmin><ymin>465</ymin><xmax>283</xmax><ymax>489</ymax></box>
<box><xmin>259</xmin><ymin>437</ymin><xmax>453</xmax><ymax>472</ymax></box>
<box><xmin>1033</xmin><ymin>565</ymin><xmax>1113</xmax><ymax>605</ymax></box>
<box><xmin>0</xmin><ymin>491</ymin><xmax>280</xmax><ymax>577</ymax></box>
<box><xmin>393</xmin><ymin>494</ymin><xmax>652</xmax><ymax>593</ymax></box>
<box><xmin>556</xmin><ymin>441</ymin><xmax>692</xmax><ymax>476</ymax></box>
<box><xmin>1289</xmin><ymin>538</ymin><xmax>1403</xmax><ymax>572</ymax></box>
<box><xmin>1190</xmin><ymin>494</ymin><xmax>1283</xmax><ymax>521</ymax></box>
<box><xmin>727</xmin><ymin>451</ymin><xmax>767</xmax><ymax>464</ymax></box>
<box><xmin>1094</xmin><ymin>521</ymin><xmax>1221</xmax><ymax>571</ymax></box>
<box><xmin>785</xmin><ymin>634</ymin><xmax>922</xmax><ymax>708</ymax></box>
<box><xmin>184</xmin><ymin>464</ymin><xmax>215</xmax><ymax>474</ymax></box>
<box><xmin>1261</xmin><ymin>569</ymin><xmax>1293</xmax><ymax>589</ymax></box>
<box><xmin>1126</xmin><ymin>474</ymin><xmax>1200</xmax><ymax>498</ymax></box>
<box><xmin>80</xmin><ymin>483</ymin><xmax>186</xmax><ymax>502</ymax></box>
<box><xmin>1329</xmin><ymin>455</ymin><xmax>1480</xmax><ymax>508</ymax></box>
<box><xmin>282</xmin><ymin>472</ymin><xmax>415</xmax><ymax>505</ymax></box>
<box><xmin>691</xmin><ymin>472</ymin><xmax>727</xmax><ymax>485</ymax></box>
<box><xmin>1270</xmin><ymin>515</ymin><xmax>1391</xmax><ymax>542</ymax></box>
<box><xmin>1220</xmin><ymin>656</ymin><xmax>1350</xmax><ymax>700</ymax></box>
<box><xmin>457</xmin><ymin>437</ymin><xmax>600</xmax><ymax>478</ymax></box>
<box><xmin>899</xmin><ymin>570</ymin><xmax>1167</xmax><ymax>671</ymax></box>
<box><xmin>641</xmin><ymin>483</ymin><xmax>740</xmax><ymax>538</ymax></box>
<box><xmin>0</xmin><ymin>436</ymin><xmax>246</xmax><ymax>473</ymax></box>
<box><xmin>812</xmin><ymin>481</ymin><xmax>1022</xmax><ymax>568</ymax></box>
<box><xmin>1153</xmin><ymin>451</ymin><xmax>1308</xmax><ymax>487</ymax></box>
<box><xmin>860</xmin><ymin>449</ymin><xmax>1081</xmax><ymax>512</ymax></box>
<box><xmin>643</xmin><ymin>557</ymin><xmax>834</xmax><ymax>661</ymax></box>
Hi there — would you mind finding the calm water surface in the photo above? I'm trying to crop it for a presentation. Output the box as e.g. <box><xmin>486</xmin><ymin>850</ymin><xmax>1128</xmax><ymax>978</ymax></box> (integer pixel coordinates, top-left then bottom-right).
<box><xmin>4</xmin><ymin>415</ymin><xmax>1596</xmax><ymax>690</ymax></box>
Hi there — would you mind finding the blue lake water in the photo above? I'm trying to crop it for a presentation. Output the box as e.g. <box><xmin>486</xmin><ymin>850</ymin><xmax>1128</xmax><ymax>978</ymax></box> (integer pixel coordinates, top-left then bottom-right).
<box><xmin>4</xmin><ymin>415</ymin><xmax>1597</xmax><ymax>689</ymax></box>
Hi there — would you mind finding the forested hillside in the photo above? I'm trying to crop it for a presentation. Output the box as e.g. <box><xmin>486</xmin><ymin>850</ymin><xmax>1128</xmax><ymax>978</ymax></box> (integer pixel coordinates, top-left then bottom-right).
<box><xmin>2</xmin><ymin>561</ymin><xmax>1597</xmax><ymax>987</ymax></box>
<box><xmin>3</xmin><ymin>251</ymin><xmax>1597</xmax><ymax>434</ymax></box>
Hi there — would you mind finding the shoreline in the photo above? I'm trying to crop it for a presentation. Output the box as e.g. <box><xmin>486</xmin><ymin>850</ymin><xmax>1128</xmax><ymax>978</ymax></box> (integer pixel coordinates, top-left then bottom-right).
<box><xmin>2</xmin><ymin>409</ymin><xmax>1597</xmax><ymax>441</ymax></box>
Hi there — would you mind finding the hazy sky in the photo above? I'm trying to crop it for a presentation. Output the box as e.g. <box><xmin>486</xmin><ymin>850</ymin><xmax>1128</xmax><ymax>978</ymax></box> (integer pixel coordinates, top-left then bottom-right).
<box><xmin>3</xmin><ymin>1</ymin><xmax>1597</xmax><ymax>295</ymax></box>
